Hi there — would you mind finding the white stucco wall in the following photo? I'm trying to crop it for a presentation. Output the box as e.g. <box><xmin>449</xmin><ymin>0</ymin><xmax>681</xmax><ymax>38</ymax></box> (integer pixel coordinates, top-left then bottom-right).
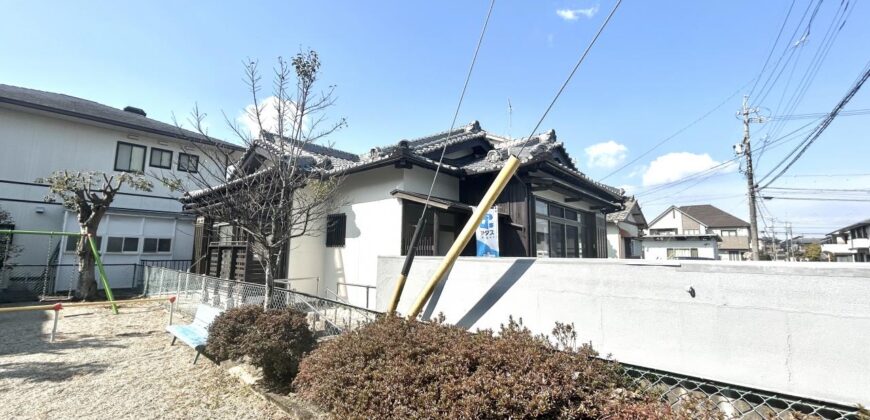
<box><xmin>286</xmin><ymin>167</ymin><xmax>406</xmax><ymax>308</ymax></box>
<box><xmin>376</xmin><ymin>256</ymin><xmax>870</xmax><ymax>406</ymax></box>
<box><xmin>642</xmin><ymin>239</ymin><xmax>719</xmax><ymax>260</ymax></box>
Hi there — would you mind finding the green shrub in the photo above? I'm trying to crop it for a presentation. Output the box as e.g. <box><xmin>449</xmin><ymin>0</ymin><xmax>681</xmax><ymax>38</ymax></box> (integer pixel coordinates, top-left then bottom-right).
<box><xmin>246</xmin><ymin>307</ymin><xmax>316</xmax><ymax>391</ymax></box>
<box><xmin>206</xmin><ymin>305</ymin><xmax>263</xmax><ymax>362</ymax></box>
<box><xmin>206</xmin><ymin>305</ymin><xmax>315</xmax><ymax>391</ymax></box>
<box><xmin>293</xmin><ymin>315</ymin><xmax>678</xmax><ymax>419</ymax></box>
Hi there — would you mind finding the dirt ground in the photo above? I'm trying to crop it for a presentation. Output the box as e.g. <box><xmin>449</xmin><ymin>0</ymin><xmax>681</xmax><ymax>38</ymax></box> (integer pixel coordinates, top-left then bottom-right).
<box><xmin>0</xmin><ymin>303</ymin><xmax>290</xmax><ymax>419</ymax></box>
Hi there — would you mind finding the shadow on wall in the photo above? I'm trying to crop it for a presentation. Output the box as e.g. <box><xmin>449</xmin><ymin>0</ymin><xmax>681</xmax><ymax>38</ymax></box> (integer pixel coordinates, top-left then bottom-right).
<box><xmin>420</xmin><ymin>258</ymin><xmax>536</xmax><ymax>328</ymax></box>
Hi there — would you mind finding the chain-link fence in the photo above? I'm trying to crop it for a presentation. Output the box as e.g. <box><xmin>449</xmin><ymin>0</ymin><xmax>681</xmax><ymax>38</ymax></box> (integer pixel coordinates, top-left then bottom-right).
<box><xmin>0</xmin><ymin>263</ymin><xmax>141</xmax><ymax>302</ymax></box>
<box><xmin>142</xmin><ymin>266</ymin><xmax>380</xmax><ymax>336</ymax></box>
<box><xmin>622</xmin><ymin>363</ymin><xmax>861</xmax><ymax>419</ymax></box>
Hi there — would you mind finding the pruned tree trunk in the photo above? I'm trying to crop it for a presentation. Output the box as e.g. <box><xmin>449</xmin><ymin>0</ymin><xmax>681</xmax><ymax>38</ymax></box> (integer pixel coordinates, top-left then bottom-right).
<box><xmin>76</xmin><ymin>212</ymin><xmax>103</xmax><ymax>300</ymax></box>
<box><xmin>76</xmin><ymin>225</ymin><xmax>98</xmax><ymax>300</ymax></box>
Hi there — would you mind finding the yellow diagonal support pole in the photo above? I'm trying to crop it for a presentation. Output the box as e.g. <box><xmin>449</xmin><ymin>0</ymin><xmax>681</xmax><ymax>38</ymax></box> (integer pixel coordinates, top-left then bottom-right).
<box><xmin>406</xmin><ymin>155</ymin><xmax>520</xmax><ymax>319</ymax></box>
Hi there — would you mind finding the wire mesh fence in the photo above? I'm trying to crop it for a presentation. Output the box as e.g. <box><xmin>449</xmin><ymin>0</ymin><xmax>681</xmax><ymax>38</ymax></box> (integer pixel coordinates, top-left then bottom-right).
<box><xmin>0</xmin><ymin>263</ymin><xmax>141</xmax><ymax>301</ymax></box>
<box><xmin>142</xmin><ymin>266</ymin><xmax>380</xmax><ymax>336</ymax></box>
<box><xmin>622</xmin><ymin>363</ymin><xmax>861</xmax><ymax>419</ymax></box>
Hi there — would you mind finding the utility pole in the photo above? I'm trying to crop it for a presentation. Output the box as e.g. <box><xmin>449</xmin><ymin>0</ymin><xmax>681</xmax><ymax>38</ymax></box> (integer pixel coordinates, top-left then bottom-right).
<box><xmin>738</xmin><ymin>95</ymin><xmax>765</xmax><ymax>261</ymax></box>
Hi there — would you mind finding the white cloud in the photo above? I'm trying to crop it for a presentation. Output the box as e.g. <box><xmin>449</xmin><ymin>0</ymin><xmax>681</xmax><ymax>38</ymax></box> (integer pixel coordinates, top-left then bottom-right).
<box><xmin>584</xmin><ymin>140</ymin><xmax>628</xmax><ymax>169</ymax></box>
<box><xmin>556</xmin><ymin>5</ymin><xmax>599</xmax><ymax>21</ymax></box>
<box><xmin>642</xmin><ymin>152</ymin><xmax>736</xmax><ymax>186</ymax></box>
<box><xmin>238</xmin><ymin>95</ymin><xmax>304</xmax><ymax>138</ymax></box>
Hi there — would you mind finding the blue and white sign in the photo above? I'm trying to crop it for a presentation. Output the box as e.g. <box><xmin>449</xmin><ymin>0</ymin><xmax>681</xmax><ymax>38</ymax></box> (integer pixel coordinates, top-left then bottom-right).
<box><xmin>476</xmin><ymin>207</ymin><xmax>499</xmax><ymax>257</ymax></box>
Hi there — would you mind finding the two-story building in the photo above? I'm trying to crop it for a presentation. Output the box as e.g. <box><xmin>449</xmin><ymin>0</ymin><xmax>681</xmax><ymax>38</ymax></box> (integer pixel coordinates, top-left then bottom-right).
<box><xmin>0</xmin><ymin>84</ymin><xmax>242</xmax><ymax>295</ymax></box>
<box><xmin>823</xmin><ymin>219</ymin><xmax>870</xmax><ymax>262</ymax></box>
<box><xmin>642</xmin><ymin>204</ymin><xmax>751</xmax><ymax>261</ymax></box>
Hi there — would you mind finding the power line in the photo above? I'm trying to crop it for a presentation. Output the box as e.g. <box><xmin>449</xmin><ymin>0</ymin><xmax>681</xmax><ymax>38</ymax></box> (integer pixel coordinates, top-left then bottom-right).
<box><xmin>761</xmin><ymin>196</ymin><xmax>870</xmax><ymax>202</ymax></box>
<box><xmin>769</xmin><ymin>108</ymin><xmax>870</xmax><ymax>120</ymax></box>
<box><xmin>516</xmin><ymin>0</ymin><xmax>623</xmax><ymax>157</ymax></box>
<box><xmin>392</xmin><ymin>0</ymin><xmax>496</xmax><ymax>312</ymax></box>
<box><xmin>759</xmin><ymin>60</ymin><xmax>870</xmax><ymax>188</ymax></box>
<box><xmin>598</xmin><ymin>79</ymin><xmax>752</xmax><ymax>182</ymax></box>
<box><xmin>747</xmin><ymin>0</ymin><xmax>797</xmax><ymax>98</ymax></box>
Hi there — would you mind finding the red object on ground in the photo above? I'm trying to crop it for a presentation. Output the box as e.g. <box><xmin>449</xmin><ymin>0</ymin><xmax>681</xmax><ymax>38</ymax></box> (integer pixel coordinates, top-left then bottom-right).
<box><xmin>52</xmin><ymin>303</ymin><xmax>63</xmax><ymax>311</ymax></box>
<box><xmin>169</xmin><ymin>296</ymin><xmax>177</xmax><ymax>303</ymax></box>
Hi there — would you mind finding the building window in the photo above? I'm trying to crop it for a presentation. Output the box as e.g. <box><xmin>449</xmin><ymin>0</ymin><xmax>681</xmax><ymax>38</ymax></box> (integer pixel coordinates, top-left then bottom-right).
<box><xmin>727</xmin><ymin>250</ymin><xmax>742</xmax><ymax>261</ymax></box>
<box><xmin>178</xmin><ymin>153</ymin><xmax>199</xmax><ymax>173</ymax></box>
<box><xmin>65</xmin><ymin>236</ymin><xmax>102</xmax><ymax>252</ymax></box>
<box><xmin>326</xmin><ymin>214</ymin><xmax>346</xmax><ymax>247</ymax></box>
<box><xmin>720</xmin><ymin>229</ymin><xmax>738</xmax><ymax>237</ymax></box>
<box><xmin>106</xmin><ymin>236</ymin><xmax>139</xmax><ymax>253</ymax></box>
<box><xmin>535</xmin><ymin>199</ymin><xmax>585</xmax><ymax>258</ymax></box>
<box><xmin>149</xmin><ymin>148</ymin><xmax>173</xmax><ymax>169</ymax></box>
<box><xmin>143</xmin><ymin>238</ymin><xmax>172</xmax><ymax>253</ymax></box>
<box><xmin>651</xmin><ymin>229</ymin><xmax>677</xmax><ymax>236</ymax></box>
<box><xmin>684</xmin><ymin>229</ymin><xmax>700</xmax><ymax>235</ymax></box>
<box><xmin>667</xmin><ymin>248</ymin><xmax>698</xmax><ymax>259</ymax></box>
<box><xmin>115</xmin><ymin>142</ymin><xmax>146</xmax><ymax>172</ymax></box>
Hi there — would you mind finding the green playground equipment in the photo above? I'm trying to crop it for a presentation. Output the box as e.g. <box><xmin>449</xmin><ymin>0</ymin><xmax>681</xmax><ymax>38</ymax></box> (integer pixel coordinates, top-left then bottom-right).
<box><xmin>0</xmin><ymin>229</ymin><xmax>118</xmax><ymax>314</ymax></box>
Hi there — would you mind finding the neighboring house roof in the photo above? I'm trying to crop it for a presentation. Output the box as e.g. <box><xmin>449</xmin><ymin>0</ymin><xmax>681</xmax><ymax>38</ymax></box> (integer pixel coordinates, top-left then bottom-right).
<box><xmin>606</xmin><ymin>197</ymin><xmax>647</xmax><ymax>228</ymax></box>
<box><xmin>678</xmin><ymin>205</ymin><xmax>749</xmax><ymax>228</ymax></box>
<box><xmin>195</xmin><ymin>120</ymin><xmax>625</xmax><ymax>204</ymax></box>
<box><xmin>641</xmin><ymin>234</ymin><xmax>722</xmax><ymax>242</ymax></box>
<box><xmin>827</xmin><ymin>218</ymin><xmax>870</xmax><ymax>236</ymax></box>
<box><xmin>0</xmin><ymin>83</ymin><xmax>243</xmax><ymax>150</ymax></box>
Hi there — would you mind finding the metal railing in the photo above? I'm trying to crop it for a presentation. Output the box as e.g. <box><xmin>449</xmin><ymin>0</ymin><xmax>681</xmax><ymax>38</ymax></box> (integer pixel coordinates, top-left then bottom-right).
<box><xmin>335</xmin><ymin>281</ymin><xmax>377</xmax><ymax>309</ymax></box>
<box><xmin>141</xmin><ymin>267</ymin><xmax>379</xmax><ymax>336</ymax></box>
<box><xmin>140</xmin><ymin>259</ymin><xmax>192</xmax><ymax>272</ymax></box>
<box><xmin>622</xmin><ymin>363</ymin><xmax>861</xmax><ymax>419</ymax></box>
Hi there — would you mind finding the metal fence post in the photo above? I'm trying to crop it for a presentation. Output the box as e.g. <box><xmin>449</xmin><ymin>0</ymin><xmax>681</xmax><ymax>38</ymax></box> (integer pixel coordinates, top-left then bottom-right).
<box><xmin>142</xmin><ymin>265</ymin><xmax>150</xmax><ymax>296</ymax></box>
<box><xmin>50</xmin><ymin>303</ymin><xmax>62</xmax><ymax>342</ymax></box>
<box><xmin>184</xmin><ymin>272</ymin><xmax>190</xmax><ymax>298</ymax></box>
<box><xmin>158</xmin><ymin>268</ymin><xmax>166</xmax><ymax>295</ymax></box>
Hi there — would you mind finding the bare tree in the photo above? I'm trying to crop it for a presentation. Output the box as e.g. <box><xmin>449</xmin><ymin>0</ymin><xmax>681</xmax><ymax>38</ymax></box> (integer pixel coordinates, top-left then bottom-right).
<box><xmin>164</xmin><ymin>49</ymin><xmax>346</xmax><ymax>308</ymax></box>
<box><xmin>37</xmin><ymin>171</ymin><xmax>153</xmax><ymax>300</ymax></box>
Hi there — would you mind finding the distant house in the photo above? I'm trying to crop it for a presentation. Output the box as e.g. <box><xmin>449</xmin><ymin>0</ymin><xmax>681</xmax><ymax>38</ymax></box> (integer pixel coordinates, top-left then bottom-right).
<box><xmin>605</xmin><ymin>197</ymin><xmax>646</xmax><ymax>258</ymax></box>
<box><xmin>643</xmin><ymin>204</ymin><xmax>750</xmax><ymax>261</ymax></box>
<box><xmin>185</xmin><ymin>121</ymin><xmax>626</xmax><ymax>308</ymax></box>
<box><xmin>0</xmin><ymin>84</ymin><xmax>242</xmax><ymax>294</ymax></box>
<box><xmin>822</xmin><ymin>219</ymin><xmax>870</xmax><ymax>262</ymax></box>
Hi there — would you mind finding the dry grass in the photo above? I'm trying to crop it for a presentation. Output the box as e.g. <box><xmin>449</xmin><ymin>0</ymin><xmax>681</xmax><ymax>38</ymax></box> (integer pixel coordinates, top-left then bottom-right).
<box><xmin>0</xmin><ymin>303</ymin><xmax>289</xmax><ymax>419</ymax></box>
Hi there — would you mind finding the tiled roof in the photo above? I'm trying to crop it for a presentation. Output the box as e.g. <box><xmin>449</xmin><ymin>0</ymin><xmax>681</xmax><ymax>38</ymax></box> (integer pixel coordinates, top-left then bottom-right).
<box><xmin>0</xmin><ymin>84</ymin><xmax>242</xmax><ymax>150</ymax></box>
<box><xmin>606</xmin><ymin>197</ymin><xmax>636</xmax><ymax>222</ymax></box>
<box><xmin>188</xmin><ymin>120</ymin><xmax>625</xmax><ymax>200</ymax></box>
<box><xmin>678</xmin><ymin>204</ymin><xmax>749</xmax><ymax>228</ymax></box>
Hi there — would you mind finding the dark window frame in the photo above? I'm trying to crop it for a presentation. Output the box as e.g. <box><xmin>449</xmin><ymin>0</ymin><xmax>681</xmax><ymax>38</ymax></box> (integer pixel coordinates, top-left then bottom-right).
<box><xmin>114</xmin><ymin>141</ymin><xmax>147</xmax><ymax>173</ymax></box>
<box><xmin>533</xmin><ymin>197</ymin><xmax>590</xmax><ymax>259</ymax></box>
<box><xmin>149</xmin><ymin>147</ymin><xmax>173</xmax><ymax>169</ymax></box>
<box><xmin>326</xmin><ymin>213</ymin><xmax>347</xmax><ymax>247</ymax></box>
<box><xmin>177</xmin><ymin>153</ymin><xmax>199</xmax><ymax>173</ymax></box>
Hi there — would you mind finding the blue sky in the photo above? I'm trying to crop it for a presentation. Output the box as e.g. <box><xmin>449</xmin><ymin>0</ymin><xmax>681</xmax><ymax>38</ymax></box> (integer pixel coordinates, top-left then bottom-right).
<box><xmin>2</xmin><ymin>1</ymin><xmax>868</xmax><ymax>235</ymax></box>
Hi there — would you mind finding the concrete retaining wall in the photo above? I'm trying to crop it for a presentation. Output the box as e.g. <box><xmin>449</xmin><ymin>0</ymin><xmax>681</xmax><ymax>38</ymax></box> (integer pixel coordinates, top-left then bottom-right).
<box><xmin>376</xmin><ymin>257</ymin><xmax>870</xmax><ymax>406</ymax></box>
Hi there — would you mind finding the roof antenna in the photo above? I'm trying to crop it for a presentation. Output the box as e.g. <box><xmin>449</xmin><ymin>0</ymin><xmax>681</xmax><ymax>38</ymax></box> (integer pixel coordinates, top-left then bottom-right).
<box><xmin>507</xmin><ymin>98</ymin><xmax>513</xmax><ymax>140</ymax></box>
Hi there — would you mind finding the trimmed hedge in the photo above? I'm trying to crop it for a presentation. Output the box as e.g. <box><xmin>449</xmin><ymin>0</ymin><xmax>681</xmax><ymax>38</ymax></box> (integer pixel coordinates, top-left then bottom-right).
<box><xmin>206</xmin><ymin>305</ymin><xmax>316</xmax><ymax>391</ymax></box>
<box><xmin>293</xmin><ymin>315</ymin><xmax>682</xmax><ymax>419</ymax></box>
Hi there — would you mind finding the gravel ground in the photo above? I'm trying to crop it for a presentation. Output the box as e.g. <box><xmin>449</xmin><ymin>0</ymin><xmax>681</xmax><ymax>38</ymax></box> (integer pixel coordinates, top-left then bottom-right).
<box><xmin>0</xmin><ymin>303</ymin><xmax>290</xmax><ymax>419</ymax></box>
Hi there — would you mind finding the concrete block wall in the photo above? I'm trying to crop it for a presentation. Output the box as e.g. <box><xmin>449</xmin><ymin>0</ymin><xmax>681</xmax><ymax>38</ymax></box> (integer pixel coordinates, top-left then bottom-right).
<box><xmin>376</xmin><ymin>257</ymin><xmax>870</xmax><ymax>406</ymax></box>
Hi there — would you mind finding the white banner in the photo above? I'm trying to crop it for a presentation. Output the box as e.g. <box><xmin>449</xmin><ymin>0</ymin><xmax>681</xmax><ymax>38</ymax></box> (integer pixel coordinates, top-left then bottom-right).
<box><xmin>475</xmin><ymin>207</ymin><xmax>499</xmax><ymax>257</ymax></box>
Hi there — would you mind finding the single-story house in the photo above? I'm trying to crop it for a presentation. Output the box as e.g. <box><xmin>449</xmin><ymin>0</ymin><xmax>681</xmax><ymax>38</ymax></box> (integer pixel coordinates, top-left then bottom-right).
<box><xmin>184</xmin><ymin>121</ymin><xmax>626</xmax><ymax>307</ymax></box>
